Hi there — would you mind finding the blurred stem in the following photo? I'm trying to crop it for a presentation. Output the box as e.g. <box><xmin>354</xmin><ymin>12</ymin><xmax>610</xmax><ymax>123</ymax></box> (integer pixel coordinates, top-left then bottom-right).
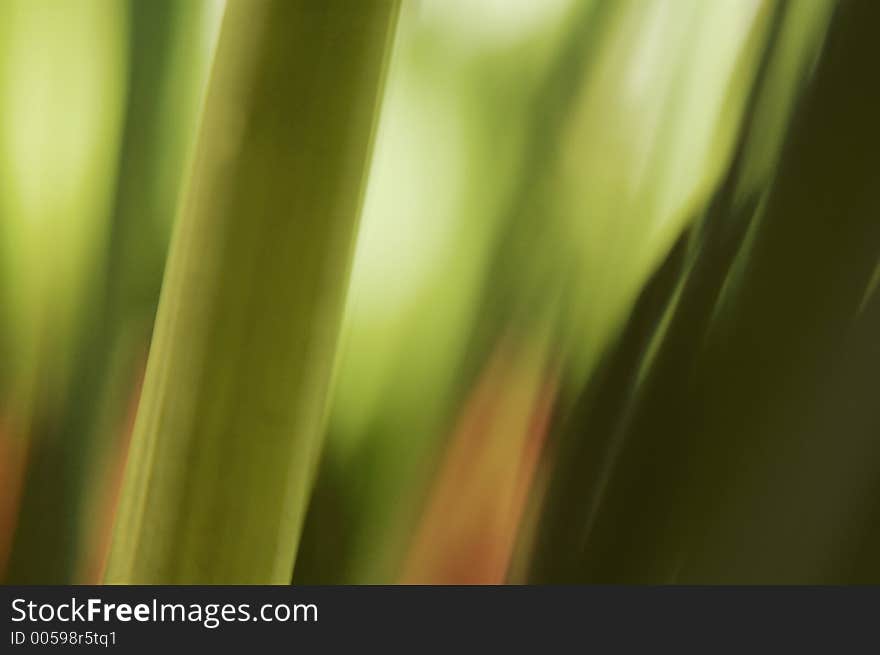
<box><xmin>73</xmin><ymin>0</ymin><xmax>220</xmax><ymax>582</ymax></box>
<box><xmin>105</xmin><ymin>0</ymin><xmax>399</xmax><ymax>584</ymax></box>
<box><xmin>1</xmin><ymin>0</ymin><xmax>129</xmax><ymax>583</ymax></box>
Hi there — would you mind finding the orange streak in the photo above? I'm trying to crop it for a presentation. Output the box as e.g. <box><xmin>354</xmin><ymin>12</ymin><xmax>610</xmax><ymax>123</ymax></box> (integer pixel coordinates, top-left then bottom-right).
<box><xmin>77</xmin><ymin>357</ymin><xmax>147</xmax><ymax>584</ymax></box>
<box><xmin>401</xmin><ymin>338</ymin><xmax>557</xmax><ymax>584</ymax></box>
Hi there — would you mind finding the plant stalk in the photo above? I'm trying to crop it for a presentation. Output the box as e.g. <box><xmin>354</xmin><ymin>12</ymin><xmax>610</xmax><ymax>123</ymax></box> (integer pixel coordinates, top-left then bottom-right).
<box><xmin>105</xmin><ymin>0</ymin><xmax>400</xmax><ymax>584</ymax></box>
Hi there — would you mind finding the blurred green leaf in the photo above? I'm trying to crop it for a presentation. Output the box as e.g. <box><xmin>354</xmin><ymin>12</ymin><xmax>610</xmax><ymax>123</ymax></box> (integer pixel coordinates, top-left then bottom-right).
<box><xmin>105</xmin><ymin>0</ymin><xmax>400</xmax><ymax>584</ymax></box>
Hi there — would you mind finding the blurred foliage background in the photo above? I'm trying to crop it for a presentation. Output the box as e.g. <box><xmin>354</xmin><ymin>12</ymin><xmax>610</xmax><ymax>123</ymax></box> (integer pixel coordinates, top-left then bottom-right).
<box><xmin>2</xmin><ymin>0</ymin><xmax>879</xmax><ymax>584</ymax></box>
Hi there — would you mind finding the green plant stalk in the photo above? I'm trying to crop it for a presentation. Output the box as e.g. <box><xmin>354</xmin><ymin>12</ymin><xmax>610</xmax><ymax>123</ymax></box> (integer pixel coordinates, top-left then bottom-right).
<box><xmin>105</xmin><ymin>0</ymin><xmax>400</xmax><ymax>584</ymax></box>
